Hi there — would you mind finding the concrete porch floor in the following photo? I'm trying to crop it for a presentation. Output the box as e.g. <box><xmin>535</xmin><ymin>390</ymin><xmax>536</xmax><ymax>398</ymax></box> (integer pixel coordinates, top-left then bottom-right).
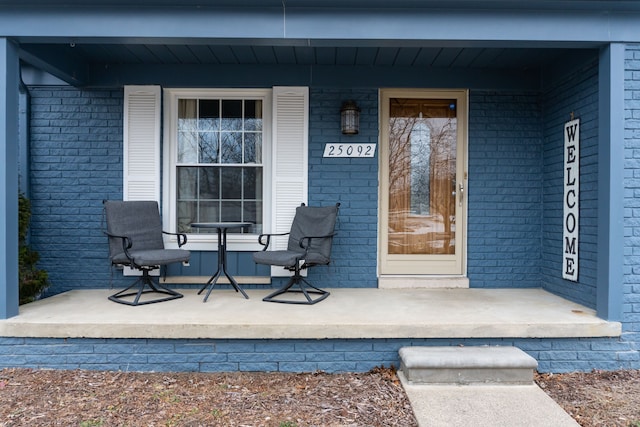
<box><xmin>0</xmin><ymin>288</ymin><xmax>621</xmax><ymax>340</ymax></box>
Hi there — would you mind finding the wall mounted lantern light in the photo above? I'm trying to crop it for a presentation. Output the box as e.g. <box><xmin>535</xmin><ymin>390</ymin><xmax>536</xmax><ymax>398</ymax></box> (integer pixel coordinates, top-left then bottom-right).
<box><xmin>340</xmin><ymin>100</ymin><xmax>360</xmax><ymax>135</ymax></box>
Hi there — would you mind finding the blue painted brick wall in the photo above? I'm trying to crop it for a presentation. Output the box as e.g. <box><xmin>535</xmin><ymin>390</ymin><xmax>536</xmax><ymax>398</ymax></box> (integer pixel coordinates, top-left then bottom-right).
<box><xmin>624</xmin><ymin>44</ymin><xmax>640</xmax><ymax>338</ymax></box>
<box><xmin>307</xmin><ymin>88</ymin><xmax>379</xmax><ymax>288</ymax></box>
<box><xmin>27</xmin><ymin>87</ymin><xmax>274</xmax><ymax>295</ymax></box>
<box><xmin>1</xmin><ymin>336</ymin><xmax>637</xmax><ymax>373</ymax></box>
<box><xmin>28</xmin><ymin>86</ymin><xmax>380</xmax><ymax>295</ymax></box>
<box><xmin>28</xmin><ymin>87</ymin><xmax>125</xmax><ymax>295</ymax></box>
<box><xmin>17</xmin><ymin>65</ymin><xmax>640</xmax><ymax>373</ymax></box>
<box><xmin>467</xmin><ymin>91</ymin><xmax>543</xmax><ymax>288</ymax></box>
<box><xmin>27</xmin><ymin>86</ymin><xmax>587</xmax><ymax>293</ymax></box>
<box><xmin>541</xmin><ymin>58</ymin><xmax>599</xmax><ymax>309</ymax></box>
<box><xmin>25</xmin><ymin>82</ymin><xmax>612</xmax><ymax>304</ymax></box>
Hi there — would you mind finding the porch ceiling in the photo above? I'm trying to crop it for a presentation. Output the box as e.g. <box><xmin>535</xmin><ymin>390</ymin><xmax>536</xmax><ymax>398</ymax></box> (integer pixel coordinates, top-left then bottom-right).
<box><xmin>24</xmin><ymin>43</ymin><xmax>573</xmax><ymax>69</ymax></box>
<box><xmin>8</xmin><ymin>0</ymin><xmax>609</xmax><ymax>87</ymax></box>
<box><xmin>0</xmin><ymin>288</ymin><xmax>621</xmax><ymax>340</ymax></box>
<box><xmin>18</xmin><ymin>40</ymin><xmax>590</xmax><ymax>88</ymax></box>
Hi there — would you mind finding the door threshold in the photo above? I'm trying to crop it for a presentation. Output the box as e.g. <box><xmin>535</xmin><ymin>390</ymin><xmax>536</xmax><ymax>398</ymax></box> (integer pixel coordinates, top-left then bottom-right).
<box><xmin>378</xmin><ymin>276</ymin><xmax>469</xmax><ymax>289</ymax></box>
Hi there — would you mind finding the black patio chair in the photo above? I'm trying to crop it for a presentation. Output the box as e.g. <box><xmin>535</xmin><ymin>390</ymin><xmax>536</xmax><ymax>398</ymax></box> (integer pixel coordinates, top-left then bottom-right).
<box><xmin>103</xmin><ymin>200</ymin><xmax>190</xmax><ymax>306</ymax></box>
<box><xmin>253</xmin><ymin>203</ymin><xmax>339</xmax><ymax>304</ymax></box>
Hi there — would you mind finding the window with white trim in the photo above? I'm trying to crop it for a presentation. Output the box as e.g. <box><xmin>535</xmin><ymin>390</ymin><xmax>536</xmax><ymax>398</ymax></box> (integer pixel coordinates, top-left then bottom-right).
<box><xmin>163</xmin><ymin>89</ymin><xmax>272</xmax><ymax>249</ymax></box>
<box><xmin>176</xmin><ymin>97</ymin><xmax>264</xmax><ymax>233</ymax></box>
<box><xmin>126</xmin><ymin>86</ymin><xmax>308</xmax><ymax>259</ymax></box>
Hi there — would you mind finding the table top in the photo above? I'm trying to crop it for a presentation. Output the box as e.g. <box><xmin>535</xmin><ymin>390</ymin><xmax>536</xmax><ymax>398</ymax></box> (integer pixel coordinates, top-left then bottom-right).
<box><xmin>191</xmin><ymin>222</ymin><xmax>252</xmax><ymax>229</ymax></box>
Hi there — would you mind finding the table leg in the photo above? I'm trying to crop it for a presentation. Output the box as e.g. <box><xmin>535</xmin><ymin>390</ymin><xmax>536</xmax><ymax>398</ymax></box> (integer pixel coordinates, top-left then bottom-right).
<box><xmin>199</xmin><ymin>227</ymin><xmax>249</xmax><ymax>302</ymax></box>
<box><xmin>220</xmin><ymin>228</ymin><xmax>249</xmax><ymax>299</ymax></box>
<box><xmin>198</xmin><ymin>228</ymin><xmax>224</xmax><ymax>302</ymax></box>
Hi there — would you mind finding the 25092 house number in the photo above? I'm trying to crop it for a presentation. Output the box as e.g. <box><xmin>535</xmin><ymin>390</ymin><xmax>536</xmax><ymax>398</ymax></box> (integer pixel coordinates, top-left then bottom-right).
<box><xmin>323</xmin><ymin>143</ymin><xmax>376</xmax><ymax>158</ymax></box>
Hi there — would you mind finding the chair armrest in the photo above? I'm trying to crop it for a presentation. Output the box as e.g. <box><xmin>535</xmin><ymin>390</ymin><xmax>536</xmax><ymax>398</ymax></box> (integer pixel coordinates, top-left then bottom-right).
<box><xmin>257</xmin><ymin>232</ymin><xmax>290</xmax><ymax>251</ymax></box>
<box><xmin>104</xmin><ymin>231</ymin><xmax>134</xmax><ymax>260</ymax></box>
<box><xmin>298</xmin><ymin>232</ymin><xmax>337</xmax><ymax>250</ymax></box>
<box><xmin>163</xmin><ymin>231</ymin><xmax>188</xmax><ymax>247</ymax></box>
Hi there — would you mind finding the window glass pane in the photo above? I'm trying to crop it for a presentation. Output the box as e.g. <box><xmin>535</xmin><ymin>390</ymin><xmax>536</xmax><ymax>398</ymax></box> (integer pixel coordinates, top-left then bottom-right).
<box><xmin>387</xmin><ymin>98</ymin><xmax>457</xmax><ymax>255</ymax></box>
<box><xmin>177</xmin><ymin>167</ymin><xmax>197</xmax><ymax>199</ymax></box>
<box><xmin>199</xmin><ymin>132</ymin><xmax>219</xmax><ymax>163</ymax></box>
<box><xmin>199</xmin><ymin>167</ymin><xmax>219</xmax><ymax>199</ymax></box>
<box><xmin>221</xmin><ymin>167</ymin><xmax>242</xmax><ymax>199</ymax></box>
<box><xmin>243</xmin><ymin>168</ymin><xmax>262</xmax><ymax>199</ymax></box>
<box><xmin>243</xmin><ymin>201</ymin><xmax>262</xmax><ymax>233</ymax></box>
<box><xmin>174</xmin><ymin>95</ymin><xmax>264</xmax><ymax>234</ymax></box>
<box><xmin>199</xmin><ymin>201</ymin><xmax>220</xmax><ymax>224</ymax></box>
<box><xmin>199</xmin><ymin>100</ymin><xmax>219</xmax><ymax>131</ymax></box>
<box><xmin>178</xmin><ymin>131</ymin><xmax>198</xmax><ymax>163</ymax></box>
<box><xmin>244</xmin><ymin>133</ymin><xmax>262</xmax><ymax>164</ymax></box>
<box><xmin>221</xmin><ymin>100</ymin><xmax>243</xmax><ymax>131</ymax></box>
<box><xmin>221</xmin><ymin>132</ymin><xmax>242</xmax><ymax>163</ymax></box>
<box><xmin>178</xmin><ymin>99</ymin><xmax>197</xmax><ymax>131</ymax></box>
<box><xmin>177</xmin><ymin>200</ymin><xmax>197</xmax><ymax>233</ymax></box>
<box><xmin>244</xmin><ymin>100</ymin><xmax>263</xmax><ymax>131</ymax></box>
<box><xmin>410</xmin><ymin>121</ymin><xmax>431</xmax><ymax>216</ymax></box>
<box><xmin>221</xmin><ymin>201</ymin><xmax>242</xmax><ymax>222</ymax></box>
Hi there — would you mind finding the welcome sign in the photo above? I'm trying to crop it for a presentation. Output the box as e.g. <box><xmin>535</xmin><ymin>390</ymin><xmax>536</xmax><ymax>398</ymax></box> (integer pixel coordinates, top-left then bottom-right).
<box><xmin>563</xmin><ymin>118</ymin><xmax>579</xmax><ymax>281</ymax></box>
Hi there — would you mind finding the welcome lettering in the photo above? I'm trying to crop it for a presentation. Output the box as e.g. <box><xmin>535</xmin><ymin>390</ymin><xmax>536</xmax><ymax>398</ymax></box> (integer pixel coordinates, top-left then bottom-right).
<box><xmin>563</xmin><ymin>119</ymin><xmax>579</xmax><ymax>281</ymax></box>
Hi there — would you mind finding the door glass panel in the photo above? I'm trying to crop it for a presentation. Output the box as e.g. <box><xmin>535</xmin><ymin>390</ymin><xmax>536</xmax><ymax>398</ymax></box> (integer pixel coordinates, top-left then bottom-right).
<box><xmin>388</xmin><ymin>98</ymin><xmax>457</xmax><ymax>255</ymax></box>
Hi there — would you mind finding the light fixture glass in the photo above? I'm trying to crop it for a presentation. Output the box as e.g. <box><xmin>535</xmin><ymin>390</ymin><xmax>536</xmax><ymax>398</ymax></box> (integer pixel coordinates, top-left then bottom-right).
<box><xmin>340</xmin><ymin>100</ymin><xmax>360</xmax><ymax>135</ymax></box>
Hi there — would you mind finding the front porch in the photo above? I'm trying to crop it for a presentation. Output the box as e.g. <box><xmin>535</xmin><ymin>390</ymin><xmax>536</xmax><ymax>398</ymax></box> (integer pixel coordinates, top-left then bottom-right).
<box><xmin>0</xmin><ymin>288</ymin><xmax>624</xmax><ymax>373</ymax></box>
<box><xmin>0</xmin><ymin>288</ymin><xmax>620</xmax><ymax>340</ymax></box>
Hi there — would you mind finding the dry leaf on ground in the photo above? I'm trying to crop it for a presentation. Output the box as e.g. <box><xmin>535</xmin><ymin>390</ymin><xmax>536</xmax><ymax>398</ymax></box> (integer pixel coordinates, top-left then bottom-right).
<box><xmin>535</xmin><ymin>370</ymin><xmax>640</xmax><ymax>427</ymax></box>
<box><xmin>2</xmin><ymin>367</ymin><xmax>640</xmax><ymax>426</ymax></box>
<box><xmin>0</xmin><ymin>367</ymin><xmax>416</xmax><ymax>426</ymax></box>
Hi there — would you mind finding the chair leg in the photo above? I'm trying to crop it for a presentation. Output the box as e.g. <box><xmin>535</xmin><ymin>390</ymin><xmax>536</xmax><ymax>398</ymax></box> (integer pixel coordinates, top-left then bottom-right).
<box><xmin>109</xmin><ymin>270</ymin><xmax>183</xmax><ymax>306</ymax></box>
<box><xmin>262</xmin><ymin>271</ymin><xmax>330</xmax><ymax>305</ymax></box>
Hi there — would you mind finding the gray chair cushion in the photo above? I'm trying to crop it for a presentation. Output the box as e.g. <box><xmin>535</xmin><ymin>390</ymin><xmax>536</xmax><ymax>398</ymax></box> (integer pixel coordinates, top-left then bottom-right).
<box><xmin>253</xmin><ymin>204</ymin><xmax>338</xmax><ymax>268</ymax></box>
<box><xmin>287</xmin><ymin>204</ymin><xmax>338</xmax><ymax>260</ymax></box>
<box><xmin>253</xmin><ymin>250</ymin><xmax>303</xmax><ymax>267</ymax></box>
<box><xmin>130</xmin><ymin>249</ymin><xmax>191</xmax><ymax>266</ymax></box>
<box><xmin>104</xmin><ymin>200</ymin><xmax>190</xmax><ymax>267</ymax></box>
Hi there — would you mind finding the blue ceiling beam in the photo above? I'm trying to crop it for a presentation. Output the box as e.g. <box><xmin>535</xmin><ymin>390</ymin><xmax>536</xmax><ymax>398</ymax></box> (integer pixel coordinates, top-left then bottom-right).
<box><xmin>5</xmin><ymin>1</ymin><xmax>640</xmax><ymax>11</ymax></box>
<box><xmin>0</xmin><ymin>6</ymin><xmax>638</xmax><ymax>46</ymax></box>
<box><xmin>0</xmin><ymin>7</ymin><xmax>285</xmax><ymax>42</ymax></box>
<box><xmin>0</xmin><ymin>2</ymin><xmax>623</xmax><ymax>87</ymax></box>
<box><xmin>19</xmin><ymin>45</ymin><xmax>87</xmax><ymax>86</ymax></box>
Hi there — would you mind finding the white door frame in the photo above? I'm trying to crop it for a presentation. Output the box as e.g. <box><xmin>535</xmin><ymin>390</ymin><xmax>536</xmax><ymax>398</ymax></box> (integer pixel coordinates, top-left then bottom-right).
<box><xmin>378</xmin><ymin>88</ymin><xmax>469</xmax><ymax>284</ymax></box>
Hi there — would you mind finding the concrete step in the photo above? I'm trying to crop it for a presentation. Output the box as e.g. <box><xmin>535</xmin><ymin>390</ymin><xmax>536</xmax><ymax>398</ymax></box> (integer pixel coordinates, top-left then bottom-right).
<box><xmin>399</xmin><ymin>346</ymin><xmax>538</xmax><ymax>385</ymax></box>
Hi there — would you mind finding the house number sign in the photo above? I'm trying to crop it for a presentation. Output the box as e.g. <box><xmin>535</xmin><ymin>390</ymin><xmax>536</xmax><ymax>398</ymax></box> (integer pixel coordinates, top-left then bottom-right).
<box><xmin>563</xmin><ymin>118</ymin><xmax>579</xmax><ymax>282</ymax></box>
<box><xmin>323</xmin><ymin>143</ymin><xmax>376</xmax><ymax>158</ymax></box>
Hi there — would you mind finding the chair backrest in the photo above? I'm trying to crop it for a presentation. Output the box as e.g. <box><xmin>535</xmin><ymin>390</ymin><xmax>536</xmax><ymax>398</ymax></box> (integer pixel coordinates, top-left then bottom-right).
<box><xmin>104</xmin><ymin>200</ymin><xmax>165</xmax><ymax>261</ymax></box>
<box><xmin>287</xmin><ymin>204</ymin><xmax>339</xmax><ymax>263</ymax></box>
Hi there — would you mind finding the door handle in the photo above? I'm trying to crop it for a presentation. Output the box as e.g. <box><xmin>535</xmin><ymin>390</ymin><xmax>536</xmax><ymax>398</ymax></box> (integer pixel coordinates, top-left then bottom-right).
<box><xmin>459</xmin><ymin>182</ymin><xmax>464</xmax><ymax>207</ymax></box>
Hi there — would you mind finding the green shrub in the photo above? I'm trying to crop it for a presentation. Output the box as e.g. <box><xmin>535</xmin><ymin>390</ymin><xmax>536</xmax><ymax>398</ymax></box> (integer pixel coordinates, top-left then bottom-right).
<box><xmin>19</xmin><ymin>194</ymin><xmax>49</xmax><ymax>304</ymax></box>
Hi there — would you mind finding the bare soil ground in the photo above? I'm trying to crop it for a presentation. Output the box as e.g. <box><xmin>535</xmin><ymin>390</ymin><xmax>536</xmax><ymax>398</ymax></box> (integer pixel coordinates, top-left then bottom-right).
<box><xmin>0</xmin><ymin>367</ymin><xmax>416</xmax><ymax>426</ymax></box>
<box><xmin>535</xmin><ymin>370</ymin><xmax>640</xmax><ymax>427</ymax></box>
<box><xmin>0</xmin><ymin>367</ymin><xmax>639</xmax><ymax>426</ymax></box>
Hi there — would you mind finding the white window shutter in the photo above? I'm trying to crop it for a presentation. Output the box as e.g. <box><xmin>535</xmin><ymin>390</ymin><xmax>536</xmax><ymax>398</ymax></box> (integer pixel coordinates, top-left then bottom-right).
<box><xmin>123</xmin><ymin>85</ymin><xmax>161</xmax><ymax>202</ymax></box>
<box><xmin>271</xmin><ymin>87</ymin><xmax>309</xmax><ymax>276</ymax></box>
